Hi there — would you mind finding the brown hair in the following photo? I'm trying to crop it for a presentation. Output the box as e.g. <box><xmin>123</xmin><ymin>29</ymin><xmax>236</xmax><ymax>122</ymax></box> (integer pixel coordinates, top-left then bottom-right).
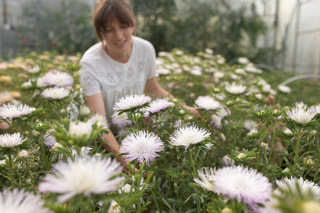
<box><xmin>93</xmin><ymin>0</ymin><xmax>135</xmax><ymax>41</ymax></box>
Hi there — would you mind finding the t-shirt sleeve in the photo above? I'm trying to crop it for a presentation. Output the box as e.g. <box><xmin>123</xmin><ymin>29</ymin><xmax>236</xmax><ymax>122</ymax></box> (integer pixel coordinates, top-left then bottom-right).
<box><xmin>146</xmin><ymin>42</ymin><xmax>159</xmax><ymax>80</ymax></box>
<box><xmin>79</xmin><ymin>62</ymin><xmax>101</xmax><ymax>96</ymax></box>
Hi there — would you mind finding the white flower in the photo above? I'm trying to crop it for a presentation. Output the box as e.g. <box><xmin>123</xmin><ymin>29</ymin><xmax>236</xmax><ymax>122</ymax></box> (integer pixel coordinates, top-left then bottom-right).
<box><xmin>0</xmin><ymin>188</ymin><xmax>52</xmax><ymax>213</ymax></box>
<box><xmin>194</xmin><ymin>167</ymin><xmax>216</xmax><ymax>191</ymax></box>
<box><xmin>213</xmin><ymin>165</ymin><xmax>272</xmax><ymax>208</ymax></box>
<box><xmin>238</xmin><ymin>57</ymin><xmax>250</xmax><ymax>64</ymax></box>
<box><xmin>42</xmin><ymin>71</ymin><xmax>74</xmax><ymax>88</ymax></box>
<box><xmin>113</xmin><ymin>94</ymin><xmax>151</xmax><ymax>111</ymax></box>
<box><xmin>225</xmin><ymin>82</ymin><xmax>246</xmax><ymax>95</ymax></box>
<box><xmin>80</xmin><ymin>106</ymin><xmax>91</xmax><ymax>115</ymax></box>
<box><xmin>21</xmin><ymin>80</ymin><xmax>33</xmax><ymax>88</ymax></box>
<box><xmin>278</xmin><ymin>85</ymin><xmax>291</xmax><ymax>93</ymax></box>
<box><xmin>107</xmin><ymin>200</ymin><xmax>121</xmax><ymax>213</ymax></box>
<box><xmin>214</xmin><ymin>71</ymin><xmax>224</xmax><ymax>79</ymax></box>
<box><xmin>69</xmin><ymin>121</ymin><xmax>93</xmax><ymax>139</ymax></box>
<box><xmin>169</xmin><ymin>125</ymin><xmax>211</xmax><ymax>149</ymax></box>
<box><xmin>282</xmin><ymin>127</ymin><xmax>293</xmax><ymax>135</ymax></box>
<box><xmin>111</xmin><ymin>112</ymin><xmax>132</xmax><ymax>128</ymax></box>
<box><xmin>0</xmin><ymin>133</ymin><xmax>26</xmax><ymax>147</ymax></box>
<box><xmin>276</xmin><ymin>177</ymin><xmax>320</xmax><ymax>198</ymax></box>
<box><xmin>144</xmin><ymin>99</ymin><xmax>171</xmax><ymax>116</ymax></box>
<box><xmin>25</xmin><ymin>64</ymin><xmax>40</xmax><ymax>73</ymax></box>
<box><xmin>310</xmin><ymin>104</ymin><xmax>320</xmax><ymax>115</ymax></box>
<box><xmin>38</xmin><ymin>156</ymin><xmax>124</xmax><ymax>202</ymax></box>
<box><xmin>0</xmin><ymin>103</ymin><xmax>35</xmax><ymax>119</ymax></box>
<box><xmin>247</xmin><ymin>128</ymin><xmax>258</xmax><ymax>136</ymax></box>
<box><xmin>244</xmin><ymin>119</ymin><xmax>258</xmax><ymax>131</ymax></box>
<box><xmin>88</xmin><ymin>113</ymin><xmax>108</xmax><ymax>129</ymax></box>
<box><xmin>195</xmin><ymin>96</ymin><xmax>220</xmax><ymax>110</ymax></box>
<box><xmin>190</xmin><ymin>66</ymin><xmax>202</xmax><ymax>76</ymax></box>
<box><xmin>286</xmin><ymin>107</ymin><xmax>316</xmax><ymax>125</ymax></box>
<box><xmin>17</xmin><ymin>150</ymin><xmax>29</xmax><ymax>158</ymax></box>
<box><xmin>235</xmin><ymin>68</ymin><xmax>246</xmax><ymax>75</ymax></box>
<box><xmin>120</xmin><ymin>131</ymin><xmax>164</xmax><ymax>165</ymax></box>
<box><xmin>36</xmin><ymin>77</ymin><xmax>49</xmax><ymax>87</ymax></box>
<box><xmin>41</xmin><ymin>88</ymin><xmax>70</xmax><ymax>100</ymax></box>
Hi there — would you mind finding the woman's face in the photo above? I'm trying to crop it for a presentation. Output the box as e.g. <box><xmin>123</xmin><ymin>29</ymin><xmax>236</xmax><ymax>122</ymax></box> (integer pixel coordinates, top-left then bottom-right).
<box><xmin>102</xmin><ymin>19</ymin><xmax>136</xmax><ymax>57</ymax></box>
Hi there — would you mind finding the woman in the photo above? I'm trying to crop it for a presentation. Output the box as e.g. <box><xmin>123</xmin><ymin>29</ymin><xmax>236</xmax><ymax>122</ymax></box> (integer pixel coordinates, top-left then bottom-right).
<box><xmin>80</xmin><ymin>0</ymin><xmax>198</xmax><ymax>174</ymax></box>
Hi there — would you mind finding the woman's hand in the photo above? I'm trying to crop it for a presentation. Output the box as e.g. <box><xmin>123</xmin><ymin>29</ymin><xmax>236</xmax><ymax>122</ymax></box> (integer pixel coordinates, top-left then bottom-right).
<box><xmin>183</xmin><ymin>104</ymin><xmax>201</xmax><ymax>117</ymax></box>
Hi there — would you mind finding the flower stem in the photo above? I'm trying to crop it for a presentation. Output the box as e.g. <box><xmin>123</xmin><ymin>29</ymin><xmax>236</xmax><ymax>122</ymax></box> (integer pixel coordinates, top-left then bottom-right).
<box><xmin>8</xmin><ymin>154</ymin><xmax>15</xmax><ymax>187</ymax></box>
<box><xmin>292</xmin><ymin>128</ymin><xmax>302</xmax><ymax>175</ymax></box>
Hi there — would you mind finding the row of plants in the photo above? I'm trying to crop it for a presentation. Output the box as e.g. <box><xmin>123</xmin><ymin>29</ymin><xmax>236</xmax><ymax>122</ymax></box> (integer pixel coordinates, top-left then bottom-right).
<box><xmin>0</xmin><ymin>49</ymin><xmax>320</xmax><ymax>212</ymax></box>
<box><xmin>17</xmin><ymin>0</ymin><xmax>270</xmax><ymax>62</ymax></box>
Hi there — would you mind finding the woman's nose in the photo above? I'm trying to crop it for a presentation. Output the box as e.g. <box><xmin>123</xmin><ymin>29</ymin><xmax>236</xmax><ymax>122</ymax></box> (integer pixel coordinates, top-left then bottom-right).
<box><xmin>114</xmin><ymin>29</ymin><xmax>124</xmax><ymax>40</ymax></box>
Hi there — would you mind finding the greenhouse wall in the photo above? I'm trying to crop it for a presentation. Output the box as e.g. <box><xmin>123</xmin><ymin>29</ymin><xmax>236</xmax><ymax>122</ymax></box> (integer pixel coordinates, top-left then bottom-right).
<box><xmin>277</xmin><ymin>0</ymin><xmax>320</xmax><ymax>75</ymax></box>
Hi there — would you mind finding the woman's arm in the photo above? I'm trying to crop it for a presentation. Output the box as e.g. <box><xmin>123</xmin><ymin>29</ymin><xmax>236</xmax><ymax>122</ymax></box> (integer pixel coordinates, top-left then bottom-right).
<box><xmin>85</xmin><ymin>93</ymin><xmax>131</xmax><ymax>174</ymax></box>
<box><xmin>144</xmin><ymin>77</ymin><xmax>200</xmax><ymax>115</ymax></box>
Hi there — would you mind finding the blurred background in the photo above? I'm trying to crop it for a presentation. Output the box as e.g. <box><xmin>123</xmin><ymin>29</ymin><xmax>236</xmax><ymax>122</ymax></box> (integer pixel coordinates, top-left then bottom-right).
<box><xmin>0</xmin><ymin>0</ymin><xmax>319</xmax><ymax>75</ymax></box>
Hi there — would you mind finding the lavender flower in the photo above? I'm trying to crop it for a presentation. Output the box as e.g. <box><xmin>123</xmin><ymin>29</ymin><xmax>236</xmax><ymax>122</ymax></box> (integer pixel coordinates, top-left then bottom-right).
<box><xmin>120</xmin><ymin>131</ymin><xmax>164</xmax><ymax>165</ymax></box>
<box><xmin>43</xmin><ymin>132</ymin><xmax>57</xmax><ymax>148</ymax></box>
<box><xmin>144</xmin><ymin>99</ymin><xmax>171</xmax><ymax>116</ymax></box>
<box><xmin>38</xmin><ymin>156</ymin><xmax>123</xmax><ymax>202</ymax></box>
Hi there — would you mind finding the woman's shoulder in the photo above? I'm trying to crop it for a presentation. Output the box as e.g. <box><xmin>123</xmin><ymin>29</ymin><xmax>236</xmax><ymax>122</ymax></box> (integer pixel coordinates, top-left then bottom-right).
<box><xmin>133</xmin><ymin>36</ymin><xmax>155</xmax><ymax>51</ymax></box>
<box><xmin>80</xmin><ymin>42</ymin><xmax>104</xmax><ymax>63</ymax></box>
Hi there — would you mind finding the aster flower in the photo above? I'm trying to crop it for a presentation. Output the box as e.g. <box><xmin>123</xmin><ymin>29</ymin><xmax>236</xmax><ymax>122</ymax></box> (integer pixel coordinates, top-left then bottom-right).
<box><xmin>43</xmin><ymin>132</ymin><xmax>57</xmax><ymax>148</ymax></box>
<box><xmin>169</xmin><ymin>125</ymin><xmax>211</xmax><ymax>149</ymax></box>
<box><xmin>111</xmin><ymin>111</ymin><xmax>132</xmax><ymax>129</ymax></box>
<box><xmin>0</xmin><ymin>132</ymin><xmax>26</xmax><ymax>147</ymax></box>
<box><xmin>0</xmin><ymin>103</ymin><xmax>35</xmax><ymax>120</ymax></box>
<box><xmin>244</xmin><ymin>119</ymin><xmax>258</xmax><ymax>131</ymax></box>
<box><xmin>225</xmin><ymin>82</ymin><xmax>246</xmax><ymax>95</ymax></box>
<box><xmin>69</xmin><ymin>121</ymin><xmax>93</xmax><ymax>139</ymax></box>
<box><xmin>212</xmin><ymin>165</ymin><xmax>272</xmax><ymax>207</ymax></box>
<box><xmin>41</xmin><ymin>87</ymin><xmax>70</xmax><ymax>100</ymax></box>
<box><xmin>238</xmin><ymin>57</ymin><xmax>250</xmax><ymax>64</ymax></box>
<box><xmin>194</xmin><ymin>167</ymin><xmax>216</xmax><ymax>191</ymax></box>
<box><xmin>120</xmin><ymin>131</ymin><xmax>164</xmax><ymax>165</ymax></box>
<box><xmin>38</xmin><ymin>156</ymin><xmax>124</xmax><ymax>202</ymax></box>
<box><xmin>195</xmin><ymin>96</ymin><xmax>220</xmax><ymax>111</ymax></box>
<box><xmin>144</xmin><ymin>99</ymin><xmax>171</xmax><ymax>116</ymax></box>
<box><xmin>113</xmin><ymin>94</ymin><xmax>151</xmax><ymax>111</ymax></box>
<box><xmin>0</xmin><ymin>188</ymin><xmax>52</xmax><ymax>213</ymax></box>
<box><xmin>25</xmin><ymin>64</ymin><xmax>40</xmax><ymax>73</ymax></box>
<box><xmin>286</xmin><ymin>106</ymin><xmax>316</xmax><ymax>125</ymax></box>
<box><xmin>88</xmin><ymin>113</ymin><xmax>108</xmax><ymax>129</ymax></box>
<box><xmin>310</xmin><ymin>104</ymin><xmax>320</xmax><ymax>115</ymax></box>
<box><xmin>42</xmin><ymin>71</ymin><xmax>74</xmax><ymax>88</ymax></box>
<box><xmin>221</xmin><ymin>155</ymin><xmax>235</xmax><ymax>167</ymax></box>
<box><xmin>278</xmin><ymin>85</ymin><xmax>291</xmax><ymax>93</ymax></box>
<box><xmin>276</xmin><ymin>177</ymin><xmax>320</xmax><ymax>197</ymax></box>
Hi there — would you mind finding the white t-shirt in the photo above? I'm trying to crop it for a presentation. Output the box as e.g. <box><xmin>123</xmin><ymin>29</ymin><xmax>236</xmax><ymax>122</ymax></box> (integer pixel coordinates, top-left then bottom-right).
<box><xmin>80</xmin><ymin>36</ymin><xmax>158</xmax><ymax>121</ymax></box>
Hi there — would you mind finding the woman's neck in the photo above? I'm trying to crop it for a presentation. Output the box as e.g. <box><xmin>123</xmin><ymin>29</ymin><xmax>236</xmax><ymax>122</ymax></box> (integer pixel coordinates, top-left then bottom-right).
<box><xmin>103</xmin><ymin>40</ymin><xmax>133</xmax><ymax>63</ymax></box>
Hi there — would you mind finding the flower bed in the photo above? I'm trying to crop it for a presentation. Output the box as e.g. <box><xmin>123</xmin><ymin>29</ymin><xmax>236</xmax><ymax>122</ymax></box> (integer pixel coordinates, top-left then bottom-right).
<box><xmin>1</xmin><ymin>50</ymin><xmax>320</xmax><ymax>212</ymax></box>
